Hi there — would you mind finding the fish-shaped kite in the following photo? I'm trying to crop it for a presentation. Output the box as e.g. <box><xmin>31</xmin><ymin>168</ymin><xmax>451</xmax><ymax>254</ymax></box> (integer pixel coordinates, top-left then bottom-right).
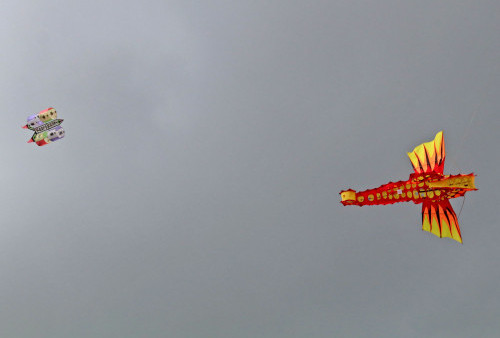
<box><xmin>340</xmin><ymin>131</ymin><xmax>476</xmax><ymax>243</ymax></box>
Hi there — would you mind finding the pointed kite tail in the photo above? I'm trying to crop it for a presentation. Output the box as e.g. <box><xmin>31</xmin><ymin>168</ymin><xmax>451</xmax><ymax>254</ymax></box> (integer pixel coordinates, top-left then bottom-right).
<box><xmin>421</xmin><ymin>199</ymin><xmax>462</xmax><ymax>243</ymax></box>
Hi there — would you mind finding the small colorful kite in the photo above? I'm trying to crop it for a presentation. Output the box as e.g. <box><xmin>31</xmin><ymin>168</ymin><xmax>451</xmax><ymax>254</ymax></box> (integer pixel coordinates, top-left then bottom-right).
<box><xmin>22</xmin><ymin>108</ymin><xmax>65</xmax><ymax>146</ymax></box>
<box><xmin>340</xmin><ymin>131</ymin><xmax>477</xmax><ymax>243</ymax></box>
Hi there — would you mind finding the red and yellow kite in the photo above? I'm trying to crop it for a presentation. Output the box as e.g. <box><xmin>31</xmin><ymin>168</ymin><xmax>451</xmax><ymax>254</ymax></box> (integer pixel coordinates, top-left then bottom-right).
<box><xmin>340</xmin><ymin>131</ymin><xmax>477</xmax><ymax>243</ymax></box>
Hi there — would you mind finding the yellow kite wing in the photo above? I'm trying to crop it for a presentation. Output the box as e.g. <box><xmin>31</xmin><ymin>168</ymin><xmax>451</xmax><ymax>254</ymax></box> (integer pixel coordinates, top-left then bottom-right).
<box><xmin>408</xmin><ymin>131</ymin><xmax>445</xmax><ymax>174</ymax></box>
<box><xmin>421</xmin><ymin>199</ymin><xmax>462</xmax><ymax>243</ymax></box>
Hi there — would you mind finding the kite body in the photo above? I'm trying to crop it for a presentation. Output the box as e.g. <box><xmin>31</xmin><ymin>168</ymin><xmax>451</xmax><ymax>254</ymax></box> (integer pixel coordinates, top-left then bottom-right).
<box><xmin>340</xmin><ymin>131</ymin><xmax>476</xmax><ymax>243</ymax></box>
<box><xmin>22</xmin><ymin>108</ymin><xmax>65</xmax><ymax>146</ymax></box>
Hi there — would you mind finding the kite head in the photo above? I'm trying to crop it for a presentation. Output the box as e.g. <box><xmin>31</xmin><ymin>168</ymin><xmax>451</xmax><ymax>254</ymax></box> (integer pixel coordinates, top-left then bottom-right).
<box><xmin>340</xmin><ymin>189</ymin><xmax>357</xmax><ymax>205</ymax></box>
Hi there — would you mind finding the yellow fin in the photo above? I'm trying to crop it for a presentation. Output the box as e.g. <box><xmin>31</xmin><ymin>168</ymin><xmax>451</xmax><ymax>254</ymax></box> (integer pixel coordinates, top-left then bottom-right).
<box><xmin>408</xmin><ymin>131</ymin><xmax>446</xmax><ymax>174</ymax></box>
<box><xmin>421</xmin><ymin>199</ymin><xmax>462</xmax><ymax>243</ymax></box>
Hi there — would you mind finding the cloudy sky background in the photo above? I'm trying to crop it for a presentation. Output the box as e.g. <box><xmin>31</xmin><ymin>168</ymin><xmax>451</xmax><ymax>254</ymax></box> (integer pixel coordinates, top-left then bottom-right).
<box><xmin>0</xmin><ymin>1</ymin><xmax>499</xmax><ymax>337</ymax></box>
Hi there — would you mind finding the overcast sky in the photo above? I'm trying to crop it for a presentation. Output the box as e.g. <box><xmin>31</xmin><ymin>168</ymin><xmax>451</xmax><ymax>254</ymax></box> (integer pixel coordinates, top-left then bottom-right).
<box><xmin>1</xmin><ymin>1</ymin><xmax>499</xmax><ymax>337</ymax></box>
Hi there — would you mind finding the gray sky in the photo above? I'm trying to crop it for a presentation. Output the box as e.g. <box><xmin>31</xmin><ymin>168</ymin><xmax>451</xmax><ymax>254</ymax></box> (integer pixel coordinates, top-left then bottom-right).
<box><xmin>1</xmin><ymin>1</ymin><xmax>499</xmax><ymax>337</ymax></box>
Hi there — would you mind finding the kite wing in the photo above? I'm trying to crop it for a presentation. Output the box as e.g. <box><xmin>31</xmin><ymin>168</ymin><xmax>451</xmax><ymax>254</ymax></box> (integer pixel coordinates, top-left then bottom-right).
<box><xmin>407</xmin><ymin>131</ymin><xmax>445</xmax><ymax>174</ymax></box>
<box><xmin>421</xmin><ymin>199</ymin><xmax>462</xmax><ymax>243</ymax></box>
